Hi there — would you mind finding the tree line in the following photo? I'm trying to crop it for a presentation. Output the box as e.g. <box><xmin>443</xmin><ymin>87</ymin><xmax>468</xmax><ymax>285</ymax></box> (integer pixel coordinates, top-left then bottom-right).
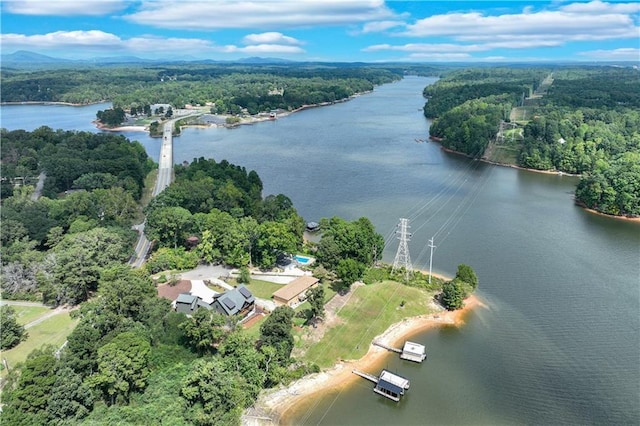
<box><xmin>1</xmin><ymin>65</ymin><xmax>403</xmax><ymax>115</ymax></box>
<box><xmin>424</xmin><ymin>66</ymin><xmax>640</xmax><ymax>217</ymax></box>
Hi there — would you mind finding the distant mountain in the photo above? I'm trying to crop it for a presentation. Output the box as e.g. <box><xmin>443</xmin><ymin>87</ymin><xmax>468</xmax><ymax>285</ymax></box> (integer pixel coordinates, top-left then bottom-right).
<box><xmin>0</xmin><ymin>50</ymin><xmax>299</xmax><ymax>68</ymax></box>
<box><xmin>236</xmin><ymin>57</ymin><xmax>297</xmax><ymax>64</ymax></box>
<box><xmin>1</xmin><ymin>50</ymin><xmax>72</xmax><ymax>65</ymax></box>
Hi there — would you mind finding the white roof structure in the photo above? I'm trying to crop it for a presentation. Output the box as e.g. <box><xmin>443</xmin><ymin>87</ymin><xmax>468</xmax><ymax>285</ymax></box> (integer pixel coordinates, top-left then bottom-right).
<box><xmin>379</xmin><ymin>370</ymin><xmax>410</xmax><ymax>390</ymax></box>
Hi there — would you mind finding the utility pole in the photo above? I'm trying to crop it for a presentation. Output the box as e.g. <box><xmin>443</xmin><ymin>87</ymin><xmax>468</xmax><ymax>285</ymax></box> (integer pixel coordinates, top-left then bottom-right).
<box><xmin>392</xmin><ymin>218</ymin><xmax>413</xmax><ymax>281</ymax></box>
<box><xmin>428</xmin><ymin>237</ymin><xmax>436</xmax><ymax>284</ymax></box>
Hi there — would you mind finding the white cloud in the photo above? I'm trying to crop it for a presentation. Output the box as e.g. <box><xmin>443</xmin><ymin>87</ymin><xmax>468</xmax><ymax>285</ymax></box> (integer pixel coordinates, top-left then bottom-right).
<box><xmin>577</xmin><ymin>47</ymin><xmax>640</xmax><ymax>60</ymax></box>
<box><xmin>3</xmin><ymin>0</ymin><xmax>127</xmax><ymax>16</ymax></box>
<box><xmin>363</xmin><ymin>39</ymin><xmax>564</xmax><ymax>54</ymax></box>
<box><xmin>125</xmin><ymin>0</ymin><xmax>397</xmax><ymax>30</ymax></box>
<box><xmin>0</xmin><ymin>30</ymin><xmax>306</xmax><ymax>58</ymax></box>
<box><xmin>242</xmin><ymin>32</ymin><xmax>303</xmax><ymax>46</ymax></box>
<box><xmin>361</xmin><ymin>20</ymin><xmax>405</xmax><ymax>33</ymax></box>
<box><xmin>1</xmin><ymin>31</ymin><xmax>123</xmax><ymax>50</ymax></box>
<box><xmin>400</xmin><ymin>6</ymin><xmax>639</xmax><ymax>45</ymax></box>
<box><xmin>559</xmin><ymin>1</ymin><xmax>640</xmax><ymax>14</ymax></box>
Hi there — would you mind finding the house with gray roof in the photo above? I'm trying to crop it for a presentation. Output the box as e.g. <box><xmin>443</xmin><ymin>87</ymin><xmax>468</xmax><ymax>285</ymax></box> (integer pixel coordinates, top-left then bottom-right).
<box><xmin>175</xmin><ymin>293</ymin><xmax>212</xmax><ymax>315</ymax></box>
<box><xmin>211</xmin><ymin>284</ymin><xmax>255</xmax><ymax>318</ymax></box>
<box><xmin>174</xmin><ymin>285</ymin><xmax>255</xmax><ymax>320</ymax></box>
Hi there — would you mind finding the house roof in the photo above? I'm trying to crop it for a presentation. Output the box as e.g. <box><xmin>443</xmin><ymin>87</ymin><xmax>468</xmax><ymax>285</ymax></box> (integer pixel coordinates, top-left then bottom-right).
<box><xmin>376</xmin><ymin>379</ymin><xmax>403</xmax><ymax>396</ymax></box>
<box><xmin>175</xmin><ymin>293</ymin><xmax>198</xmax><ymax>309</ymax></box>
<box><xmin>379</xmin><ymin>370</ymin><xmax>410</xmax><ymax>389</ymax></box>
<box><xmin>402</xmin><ymin>341</ymin><xmax>425</xmax><ymax>356</ymax></box>
<box><xmin>272</xmin><ymin>276</ymin><xmax>319</xmax><ymax>302</ymax></box>
<box><xmin>213</xmin><ymin>284</ymin><xmax>254</xmax><ymax>316</ymax></box>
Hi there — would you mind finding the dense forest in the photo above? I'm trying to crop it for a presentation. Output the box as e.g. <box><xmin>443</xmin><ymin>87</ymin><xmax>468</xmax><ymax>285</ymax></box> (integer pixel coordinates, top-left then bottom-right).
<box><xmin>1</xmin><ymin>64</ymin><xmax>407</xmax><ymax>115</ymax></box>
<box><xmin>1</xmin><ymin>127</ymin><xmax>154</xmax><ymax>200</ymax></box>
<box><xmin>424</xmin><ymin>66</ymin><xmax>640</xmax><ymax>217</ymax></box>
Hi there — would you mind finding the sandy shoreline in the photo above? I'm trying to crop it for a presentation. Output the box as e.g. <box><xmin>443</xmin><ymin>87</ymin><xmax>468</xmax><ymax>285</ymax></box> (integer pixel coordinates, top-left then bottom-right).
<box><xmin>249</xmin><ymin>293</ymin><xmax>485</xmax><ymax>425</ymax></box>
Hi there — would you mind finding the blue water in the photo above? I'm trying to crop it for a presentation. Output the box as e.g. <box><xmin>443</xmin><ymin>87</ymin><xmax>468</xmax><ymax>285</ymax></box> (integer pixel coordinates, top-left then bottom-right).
<box><xmin>2</xmin><ymin>77</ymin><xmax>638</xmax><ymax>425</ymax></box>
<box><xmin>295</xmin><ymin>255</ymin><xmax>312</xmax><ymax>264</ymax></box>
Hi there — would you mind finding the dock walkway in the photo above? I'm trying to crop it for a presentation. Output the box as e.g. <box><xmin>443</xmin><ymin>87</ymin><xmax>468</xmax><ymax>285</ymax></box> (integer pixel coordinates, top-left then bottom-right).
<box><xmin>373</xmin><ymin>340</ymin><xmax>402</xmax><ymax>353</ymax></box>
<box><xmin>352</xmin><ymin>369</ymin><xmax>379</xmax><ymax>383</ymax></box>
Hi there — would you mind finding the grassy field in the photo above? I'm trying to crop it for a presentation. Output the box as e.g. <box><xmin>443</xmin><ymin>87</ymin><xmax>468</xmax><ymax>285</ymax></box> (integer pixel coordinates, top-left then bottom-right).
<box><xmin>298</xmin><ymin>281</ymin><xmax>437</xmax><ymax>368</ymax></box>
<box><xmin>2</xmin><ymin>312</ymin><xmax>79</xmax><ymax>375</ymax></box>
<box><xmin>244</xmin><ymin>279</ymin><xmax>285</xmax><ymax>299</ymax></box>
<box><xmin>8</xmin><ymin>305</ymin><xmax>51</xmax><ymax>325</ymax></box>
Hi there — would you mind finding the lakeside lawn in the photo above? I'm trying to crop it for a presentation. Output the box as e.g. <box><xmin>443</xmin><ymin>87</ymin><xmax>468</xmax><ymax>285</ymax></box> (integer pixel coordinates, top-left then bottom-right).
<box><xmin>298</xmin><ymin>281</ymin><xmax>437</xmax><ymax>368</ymax></box>
<box><xmin>1</xmin><ymin>312</ymin><xmax>79</xmax><ymax>376</ymax></box>
<box><xmin>7</xmin><ymin>305</ymin><xmax>51</xmax><ymax>326</ymax></box>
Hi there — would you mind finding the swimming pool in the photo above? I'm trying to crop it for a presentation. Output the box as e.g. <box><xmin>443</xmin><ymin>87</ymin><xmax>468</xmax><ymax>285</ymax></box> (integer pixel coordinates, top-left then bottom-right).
<box><xmin>294</xmin><ymin>255</ymin><xmax>313</xmax><ymax>264</ymax></box>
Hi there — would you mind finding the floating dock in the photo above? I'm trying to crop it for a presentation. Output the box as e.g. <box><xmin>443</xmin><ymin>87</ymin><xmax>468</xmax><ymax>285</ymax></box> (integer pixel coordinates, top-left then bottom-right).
<box><xmin>373</xmin><ymin>340</ymin><xmax>427</xmax><ymax>363</ymax></box>
<box><xmin>352</xmin><ymin>369</ymin><xmax>410</xmax><ymax>402</ymax></box>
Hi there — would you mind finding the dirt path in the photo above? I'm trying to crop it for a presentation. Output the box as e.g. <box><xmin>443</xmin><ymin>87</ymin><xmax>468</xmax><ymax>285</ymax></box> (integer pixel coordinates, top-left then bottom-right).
<box><xmin>24</xmin><ymin>306</ymin><xmax>70</xmax><ymax>329</ymax></box>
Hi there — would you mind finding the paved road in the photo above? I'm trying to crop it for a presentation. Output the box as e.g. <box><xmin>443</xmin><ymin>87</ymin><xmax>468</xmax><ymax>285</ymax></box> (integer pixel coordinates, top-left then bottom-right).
<box><xmin>129</xmin><ymin>114</ymin><xmax>199</xmax><ymax>268</ymax></box>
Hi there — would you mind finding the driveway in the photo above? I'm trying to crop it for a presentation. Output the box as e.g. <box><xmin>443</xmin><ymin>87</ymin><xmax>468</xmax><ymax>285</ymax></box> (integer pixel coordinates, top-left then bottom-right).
<box><xmin>179</xmin><ymin>264</ymin><xmax>233</xmax><ymax>281</ymax></box>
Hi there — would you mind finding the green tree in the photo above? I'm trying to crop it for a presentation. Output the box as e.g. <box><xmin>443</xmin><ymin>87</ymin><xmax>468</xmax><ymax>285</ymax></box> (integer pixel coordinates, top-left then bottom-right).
<box><xmin>316</xmin><ymin>216</ymin><xmax>384</xmax><ymax>270</ymax></box>
<box><xmin>146</xmin><ymin>206</ymin><xmax>193</xmax><ymax>248</ymax></box>
<box><xmin>259</xmin><ymin>306</ymin><xmax>295</xmax><ymax>364</ymax></box>
<box><xmin>98</xmin><ymin>266</ymin><xmax>157</xmax><ymax>321</ymax></box>
<box><xmin>455</xmin><ymin>264</ymin><xmax>478</xmax><ymax>289</ymax></box>
<box><xmin>219</xmin><ymin>331</ymin><xmax>266</xmax><ymax>399</ymax></box>
<box><xmin>254</xmin><ymin>221</ymin><xmax>299</xmax><ymax>268</ymax></box>
<box><xmin>44</xmin><ymin>227</ymin><xmax>131</xmax><ymax>306</ymax></box>
<box><xmin>179</xmin><ymin>308</ymin><xmax>232</xmax><ymax>355</ymax></box>
<box><xmin>88</xmin><ymin>331</ymin><xmax>152</xmax><ymax>405</ymax></box>
<box><xmin>307</xmin><ymin>284</ymin><xmax>326</xmax><ymax>320</ymax></box>
<box><xmin>335</xmin><ymin>258</ymin><xmax>366</xmax><ymax>288</ymax></box>
<box><xmin>181</xmin><ymin>358</ymin><xmax>249</xmax><ymax>426</ymax></box>
<box><xmin>237</xmin><ymin>266</ymin><xmax>251</xmax><ymax>284</ymax></box>
<box><xmin>46</xmin><ymin>366</ymin><xmax>94</xmax><ymax>422</ymax></box>
<box><xmin>441</xmin><ymin>280</ymin><xmax>465</xmax><ymax>310</ymax></box>
<box><xmin>0</xmin><ymin>305</ymin><xmax>27</xmax><ymax>349</ymax></box>
<box><xmin>1</xmin><ymin>347</ymin><xmax>58</xmax><ymax>424</ymax></box>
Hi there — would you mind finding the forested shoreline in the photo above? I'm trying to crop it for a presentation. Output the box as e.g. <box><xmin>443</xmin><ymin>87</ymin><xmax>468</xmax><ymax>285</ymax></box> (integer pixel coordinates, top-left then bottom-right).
<box><xmin>424</xmin><ymin>66</ymin><xmax>640</xmax><ymax>218</ymax></box>
<box><xmin>1</xmin><ymin>64</ymin><xmax>414</xmax><ymax>115</ymax></box>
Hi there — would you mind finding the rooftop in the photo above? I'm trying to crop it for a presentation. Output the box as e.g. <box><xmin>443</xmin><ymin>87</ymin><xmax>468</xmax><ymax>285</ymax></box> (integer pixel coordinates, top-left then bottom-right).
<box><xmin>272</xmin><ymin>276</ymin><xmax>320</xmax><ymax>301</ymax></box>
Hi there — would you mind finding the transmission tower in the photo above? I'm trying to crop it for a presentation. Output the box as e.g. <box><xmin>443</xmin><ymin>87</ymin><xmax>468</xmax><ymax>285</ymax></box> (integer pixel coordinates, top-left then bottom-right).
<box><xmin>392</xmin><ymin>218</ymin><xmax>413</xmax><ymax>280</ymax></box>
<box><xmin>428</xmin><ymin>237</ymin><xmax>436</xmax><ymax>284</ymax></box>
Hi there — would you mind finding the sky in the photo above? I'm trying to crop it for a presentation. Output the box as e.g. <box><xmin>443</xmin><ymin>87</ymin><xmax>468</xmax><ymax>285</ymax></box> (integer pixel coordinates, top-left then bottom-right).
<box><xmin>1</xmin><ymin>0</ymin><xmax>639</xmax><ymax>62</ymax></box>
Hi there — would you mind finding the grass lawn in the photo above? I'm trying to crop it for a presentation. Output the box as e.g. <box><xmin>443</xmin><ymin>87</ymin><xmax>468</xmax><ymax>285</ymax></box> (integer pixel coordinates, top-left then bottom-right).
<box><xmin>8</xmin><ymin>305</ymin><xmax>51</xmax><ymax>326</ymax></box>
<box><xmin>1</xmin><ymin>312</ymin><xmax>79</xmax><ymax>375</ymax></box>
<box><xmin>491</xmin><ymin>145</ymin><xmax>520</xmax><ymax>164</ymax></box>
<box><xmin>298</xmin><ymin>281</ymin><xmax>437</xmax><ymax>368</ymax></box>
<box><xmin>243</xmin><ymin>279</ymin><xmax>285</xmax><ymax>299</ymax></box>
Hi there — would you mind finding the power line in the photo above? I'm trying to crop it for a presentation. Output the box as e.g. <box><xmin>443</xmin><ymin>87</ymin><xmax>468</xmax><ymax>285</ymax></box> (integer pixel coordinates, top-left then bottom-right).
<box><xmin>392</xmin><ymin>218</ymin><xmax>412</xmax><ymax>281</ymax></box>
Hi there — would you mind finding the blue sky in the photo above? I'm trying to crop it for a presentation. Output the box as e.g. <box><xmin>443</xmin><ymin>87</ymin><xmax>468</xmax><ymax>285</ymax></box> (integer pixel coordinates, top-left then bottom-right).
<box><xmin>1</xmin><ymin>0</ymin><xmax>638</xmax><ymax>62</ymax></box>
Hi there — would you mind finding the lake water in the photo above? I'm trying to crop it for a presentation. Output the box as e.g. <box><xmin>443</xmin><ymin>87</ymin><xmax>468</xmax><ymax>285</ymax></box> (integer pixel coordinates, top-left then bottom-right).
<box><xmin>2</xmin><ymin>77</ymin><xmax>638</xmax><ymax>425</ymax></box>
